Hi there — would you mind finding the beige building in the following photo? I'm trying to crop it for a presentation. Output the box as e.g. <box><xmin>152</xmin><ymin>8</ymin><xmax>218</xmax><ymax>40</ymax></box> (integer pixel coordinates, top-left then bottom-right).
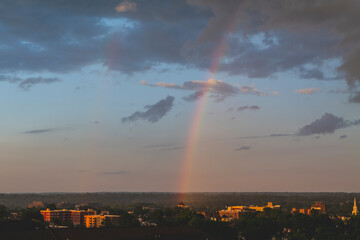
<box><xmin>84</xmin><ymin>215</ymin><xmax>121</xmax><ymax>228</ymax></box>
<box><xmin>219</xmin><ymin>202</ymin><xmax>280</xmax><ymax>220</ymax></box>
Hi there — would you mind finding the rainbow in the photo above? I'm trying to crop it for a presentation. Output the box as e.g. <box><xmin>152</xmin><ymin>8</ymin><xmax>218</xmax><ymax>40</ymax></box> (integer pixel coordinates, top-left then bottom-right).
<box><xmin>177</xmin><ymin>4</ymin><xmax>244</xmax><ymax>201</ymax></box>
<box><xmin>178</xmin><ymin>31</ymin><xmax>236</xmax><ymax>201</ymax></box>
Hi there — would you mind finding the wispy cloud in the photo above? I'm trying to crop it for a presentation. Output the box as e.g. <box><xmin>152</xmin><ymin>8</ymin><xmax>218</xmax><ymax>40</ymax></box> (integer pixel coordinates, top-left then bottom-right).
<box><xmin>237</xmin><ymin>105</ymin><xmax>260</xmax><ymax>111</ymax></box>
<box><xmin>142</xmin><ymin>79</ymin><xmax>267</xmax><ymax>102</ymax></box>
<box><xmin>160</xmin><ymin>146</ymin><xmax>185</xmax><ymax>151</ymax></box>
<box><xmin>235</xmin><ymin>146</ymin><xmax>251</xmax><ymax>151</ymax></box>
<box><xmin>143</xmin><ymin>144</ymin><xmax>185</xmax><ymax>151</ymax></box>
<box><xmin>18</xmin><ymin>77</ymin><xmax>61</xmax><ymax>90</ymax></box>
<box><xmin>236</xmin><ymin>134</ymin><xmax>293</xmax><ymax>139</ymax></box>
<box><xmin>339</xmin><ymin>135</ymin><xmax>347</xmax><ymax>139</ymax></box>
<box><xmin>144</xmin><ymin>144</ymin><xmax>174</xmax><ymax>149</ymax></box>
<box><xmin>0</xmin><ymin>75</ymin><xmax>61</xmax><ymax>90</ymax></box>
<box><xmin>122</xmin><ymin>96</ymin><xmax>174</xmax><ymax>123</ymax></box>
<box><xmin>23</xmin><ymin>128</ymin><xmax>56</xmax><ymax>134</ymax></box>
<box><xmin>238</xmin><ymin>113</ymin><xmax>360</xmax><ymax>139</ymax></box>
<box><xmin>102</xmin><ymin>171</ymin><xmax>129</xmax><ymax>175</ymax></box>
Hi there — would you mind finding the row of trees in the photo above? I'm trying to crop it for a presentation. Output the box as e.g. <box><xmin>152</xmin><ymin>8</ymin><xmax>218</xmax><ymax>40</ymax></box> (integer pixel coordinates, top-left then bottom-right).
<box><xmin>4</xmin><ymin>203</ymin><xmax>360</xmax><ymax>239</ymax></box>
<box><xmin>233</xmin><ymin>209</ymin><xmax>360</xmax><ymax>240</ymax></box>
<box><xmin>1</xmin><ymin>192</ymin><xmax>358</xmax><ymax>214</ymax></box>
<box><xmin>128</xmin><ymin>205</ymin><xmax>360</xmax><ymax>240</ymax></box>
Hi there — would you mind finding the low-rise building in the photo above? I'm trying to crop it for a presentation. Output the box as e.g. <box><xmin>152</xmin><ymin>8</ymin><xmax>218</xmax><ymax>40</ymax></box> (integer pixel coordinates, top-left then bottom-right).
<box><xmin>84</xmin><ymin>215</ymin><xmax>120</xmax><ymax>228</ymax></box>
<box><xmin>291</xmin><ymin>202</ymin><xmax>326</xmax><ymax>215</ymax></box>
<box><xmin>28</xmin><ymin>201</ymin><xmax>45</xmax><ymax>208</ymax></box>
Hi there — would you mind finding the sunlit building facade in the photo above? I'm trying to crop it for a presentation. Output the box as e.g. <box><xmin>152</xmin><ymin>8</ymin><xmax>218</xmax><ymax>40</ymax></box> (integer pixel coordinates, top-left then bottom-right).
<box><xmin>219</xmin><ymin>202</ymin><xmax>280</xmax><ymax>220</ymax></box>
<box><xmin>84</xmin><ymin>215</ymin><xmax>120</xmax><ymax>228</ymax></box>
<box><xmin>291</xmin><ymin>202</ymin><xmax>326</xmax><ymax>215</ymax></box>
<box><xmin>352</xmin><ymin>197</ymin><xmax>358</xmax><ymax>215</ymax></box>
<box><xmin>40</xmin><ymin>209</ymin><xmax>96</xmax><ymax>226</ymax></box>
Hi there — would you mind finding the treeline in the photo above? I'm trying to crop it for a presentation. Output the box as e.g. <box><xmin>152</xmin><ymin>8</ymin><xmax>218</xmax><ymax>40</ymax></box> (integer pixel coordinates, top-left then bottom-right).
<box><xmin>232</xmin><ymin>210</ymin><xmax>360</xmax><ymax>240</ymax></box>
<box><xmin>3</xmin><ymin>203</ymin><xmax>360</xmax><ymax>239</ymax></box>
<box><xmin>0</xmin><ymin>192</ymin><xmax>357</xmax><ymax>215</ymax></box>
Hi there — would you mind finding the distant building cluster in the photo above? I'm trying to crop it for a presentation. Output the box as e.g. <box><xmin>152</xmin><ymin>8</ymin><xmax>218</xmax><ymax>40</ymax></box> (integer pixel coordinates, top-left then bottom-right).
<box><xmin>32</xmin><ymin>197</ymin><xmax>360</xmax><ymax>228</ymax></box>
<box><xmin>291</xmin><ymin>201</ymin><xmax>326</xmax><ymax>215</ymax></box>
<box><xmin>219</xmin><ymin>202</ymin><xmax>281</xmax><ymax>220</ymax></box>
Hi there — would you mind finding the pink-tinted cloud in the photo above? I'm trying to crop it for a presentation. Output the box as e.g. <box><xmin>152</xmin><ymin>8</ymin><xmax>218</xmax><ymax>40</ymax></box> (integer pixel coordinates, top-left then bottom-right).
<box><xmin>115</xmin><ymin>1</ymin><xmax>137</xmax><ymax>12</ymax></box>
<box><xmin>142</xmin><ymin>79</ymin><xmax>268</xmax><ymax>102</ymax></box>
<box><xmin>295</xmin><ymin>88</ymin><xmax>321</xmax><ymax>94</ymax></box>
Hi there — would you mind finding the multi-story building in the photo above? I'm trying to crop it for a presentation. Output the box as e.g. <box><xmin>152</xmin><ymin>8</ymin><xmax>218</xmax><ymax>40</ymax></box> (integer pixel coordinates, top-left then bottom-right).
<box><xmin>40</xmin><ymin>209</ymin><xmax>72</xmax><ymax>225</ymax></box>
<box><xmin>84</xmin><ymin>215</ymin><xmax>120</xmax><ymax>228</ymax></box>
<box><xmin>40</xmin><ymin>209</ymin><xmax>96</xmax><ymax>226</ymax></box>
<box><xmin>219</xmin><ymin>202</ymin><xmax>281</xmax><ymax>220</ymax></box>
<box><xmin>70</xmin><ymin>209</ymin><xmax>96</xmax><ymax>226</ymax></box>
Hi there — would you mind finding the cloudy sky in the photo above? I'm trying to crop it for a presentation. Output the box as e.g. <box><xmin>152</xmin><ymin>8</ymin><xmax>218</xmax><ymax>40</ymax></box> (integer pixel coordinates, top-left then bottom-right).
<box><xmin>1</xmin><ymin>0</ymin><xmax>360</xmax><ymax>193</ymax></box>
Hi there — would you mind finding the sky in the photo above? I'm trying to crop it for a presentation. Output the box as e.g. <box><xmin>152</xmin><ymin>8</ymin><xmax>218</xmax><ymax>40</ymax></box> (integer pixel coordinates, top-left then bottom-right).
<box><xmin>1</xmin><ymin>0</ymin><xmax>360</xmax><ymax>193</ymax></box>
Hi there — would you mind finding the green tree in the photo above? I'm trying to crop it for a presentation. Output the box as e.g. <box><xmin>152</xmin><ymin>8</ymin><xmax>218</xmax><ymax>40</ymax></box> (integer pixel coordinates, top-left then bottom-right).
<box><xmin>0</xmin><ymin>204</ymin><xmax>10</xmax><ymax>219</ymax></box>
<box><xmin>20</xmin><ymin>208</ymin><xmax>43</xmax><ymax>222</ymax></box>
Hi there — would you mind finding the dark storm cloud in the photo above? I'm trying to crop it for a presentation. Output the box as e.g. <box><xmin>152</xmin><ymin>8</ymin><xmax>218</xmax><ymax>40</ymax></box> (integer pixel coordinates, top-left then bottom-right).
<box><xmin>182</xmin><ymin>1</ymin><xmax>341</xmax><ymax>78</ymax></box>
<box><xmin>1</xmin><ymin>0</ymin><xmax>360</xmax><ymax>99</ymax></box>
<box><xmin>23</xmin><ymin>128</ymin><xmax>56</xmax><ymax>134</ymax></box>
<box><xmin>0</xmin><ymin>0</ymin><xmax>207</xmax><ymax>73</ymax></box>
<box><xmin>297</xmin><ymin>113</ymin><xmax>360</xmax><ymax>136</ymax></box>
<box><xmin>189</xmin><ymin>1</ymin><xmax>360</xmax><ymax>74</ymax></box>
<box><xmin>235</xmin><ymin>146</ymin><xmax>251</xmax><ymax>151</ymax></box>
<box><xmin>0</xmin><ymin>75</ymin><xmax>61</xmax><ymax>90</ymax></box>
<box><xmin>122</xmin><ymin>96</ymin><xmax>174</xmax><ymax>123</ymax></box>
